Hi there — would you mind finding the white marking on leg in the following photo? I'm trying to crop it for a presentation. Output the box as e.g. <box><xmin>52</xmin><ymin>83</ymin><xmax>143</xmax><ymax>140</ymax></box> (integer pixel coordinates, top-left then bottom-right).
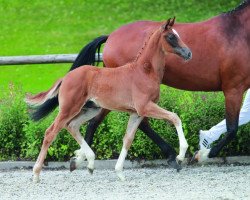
<box><xmin>115</xmin><ymin>113</ymin><xmax>143</xmax><ymax>181</ymax></box>
<box><xmin>68</xmin><ymin>107</ymin><xmax>101</xmax><ymax>169</ymax></box>
<box><xmin>80</xmin><ymin>139</ymin><xmax>95</xmax><ymax>171</ymax></box>
<box><xmin>140</xmin><ymin>102</ymin><xmax>188</xmax><ymax>162</ymax></box>
<box><xmin>33</xmin><ymin>163</ymin><xmax>41</xmax><ymax>183</ymax></box>
<box><xmin>115</xmin><ymin>147</ymin><xmax>127</xmax><ymax>181</ymax></box>
<box><xmin>197</xmin><ymin>149</ymin><xmax>210</xmax><ymax>163</ymax></box>
<box><xmin>175</xmin><ymin>119</ymin><xmax>188</xmax><ymax>161</ymax></box>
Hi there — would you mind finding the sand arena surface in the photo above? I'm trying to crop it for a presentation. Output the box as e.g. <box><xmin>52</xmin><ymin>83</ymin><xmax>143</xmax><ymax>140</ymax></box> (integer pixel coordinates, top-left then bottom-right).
<box><xmin>0</xmin><ymin>165</ymin><xmax>249</xmax><ymax>200</ymax></box>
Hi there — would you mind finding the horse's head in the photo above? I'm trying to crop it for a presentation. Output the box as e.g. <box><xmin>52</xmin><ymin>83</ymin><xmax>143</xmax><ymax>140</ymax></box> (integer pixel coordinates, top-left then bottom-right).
<box><xmin>160</xmin><ymin>17</ymin><xmax>192</xmax><ymax>61</ymax></box>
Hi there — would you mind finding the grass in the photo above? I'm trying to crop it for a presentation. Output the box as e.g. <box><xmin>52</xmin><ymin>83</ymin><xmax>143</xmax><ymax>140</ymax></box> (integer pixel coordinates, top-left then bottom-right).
<box><xmin>0</xmin><ymin>0</ymin><xmax>241</xmax><ymax>95</ymax></box>
<box><xmin>1</xmin><ymin>0</ymin><xmax>249</xmax><ymax>161</ymax></box>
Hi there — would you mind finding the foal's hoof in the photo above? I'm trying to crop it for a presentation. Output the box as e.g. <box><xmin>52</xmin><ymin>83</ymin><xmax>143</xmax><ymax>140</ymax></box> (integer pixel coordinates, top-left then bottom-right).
<box><xmin>116</xmin><ymin>171</ymin><xmax>126</xmax><ymax>181</ymax></box>
<box><xmin>176</xmin><ymin>159</ymin><xmax>182</xmax><ymax>166</ymax></box>
<box><xmin>33</xmin><ymin>175</ymin><xmax>40</xmax><ymax>183</ymax></box>
<box><xmin>70</xmin><ymin>157</ymin><xmax>77</xmax><ymax>172</ymax></box>
<box><xmin>87</xmin><ymin>167</ymin><xmax>94</xmax><ymax>175</ymax></box>
<box><xmin>167</xmin><ymin>159</ymin><xmax>182</xmax><ymax>172</ymax></box>
<box><xmin>189</xmin><ymin>151</ymin><xmax>199</xmax><ymax>165</ymax></box>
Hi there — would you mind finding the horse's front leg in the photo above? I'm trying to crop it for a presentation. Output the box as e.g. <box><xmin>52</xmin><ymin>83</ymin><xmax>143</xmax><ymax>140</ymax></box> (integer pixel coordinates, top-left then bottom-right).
<box><xmin>138</xmin><ymin>102</ymin><xmax>188</xmax><ymax>163</ymax></box>
<box><xmin>195</xmin><ymin>89</ymin><xmax>243</xmax><ymax>162</ymax></box>
<box><xmin>115</xmin><ymin>113</ymin><xmax>143</xmax><ymax>181</ymax></box>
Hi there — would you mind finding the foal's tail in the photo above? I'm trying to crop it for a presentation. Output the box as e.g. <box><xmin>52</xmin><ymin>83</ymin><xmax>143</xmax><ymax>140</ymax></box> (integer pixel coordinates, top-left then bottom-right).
<box><xmin>25</xmin><ymin>79</ymin><xmax>63</xmax><ymax>121</ymax></box>
<box><xmin>69</xmin><ymin>35</ymin><xmax>109</xmax><ymax>71</ymax></box>
<box><xmin>26</xmin><ymin>35</ymin><xmax>108</xmax><ymax>121</ymax></box>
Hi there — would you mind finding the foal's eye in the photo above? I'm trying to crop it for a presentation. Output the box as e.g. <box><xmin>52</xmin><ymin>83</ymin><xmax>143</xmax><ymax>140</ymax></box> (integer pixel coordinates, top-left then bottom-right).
<box><xmin>167</xmin><ymin>33</ymin><xmax>176</xmax><ymax>40</ymax></box>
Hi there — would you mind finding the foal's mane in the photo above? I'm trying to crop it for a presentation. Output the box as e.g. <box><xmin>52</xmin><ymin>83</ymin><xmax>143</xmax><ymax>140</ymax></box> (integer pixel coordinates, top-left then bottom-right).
<box><xmin>225</xmin><ymin>0</ymin><xmax>250</xmax><ymax>15</ymax></box>
<box><xmin>133</xmin><ymin>29</ymin><xmax>159</xmax><ymax>62</ymax></box>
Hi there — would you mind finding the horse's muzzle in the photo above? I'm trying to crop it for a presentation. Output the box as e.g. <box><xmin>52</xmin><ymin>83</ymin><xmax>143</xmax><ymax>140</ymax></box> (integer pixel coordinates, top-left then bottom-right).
<box><xmin>175</xmin><ymin>47</ymin><xmax>192</xmax><ymax>61</ymax></box>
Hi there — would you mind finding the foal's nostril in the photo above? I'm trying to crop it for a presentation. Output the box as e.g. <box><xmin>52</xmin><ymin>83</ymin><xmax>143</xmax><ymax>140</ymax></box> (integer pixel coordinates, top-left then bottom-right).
<box><xmin>187</xmin><ymin>51</ymin><xmax>192</xmax><ymax>59</ymax></box>
<box><xmin>186</xmin><ymin>49</ymin><xmax>192</xmax><ymax>60</ymax></box>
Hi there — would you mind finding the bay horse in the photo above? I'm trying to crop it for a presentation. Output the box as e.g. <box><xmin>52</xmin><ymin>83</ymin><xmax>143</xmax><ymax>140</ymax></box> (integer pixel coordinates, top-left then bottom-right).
<box><xmin>26</xmin><ymin>18</ymin><xmax>192</xmax><ymax>182</ymax></box>
<box><xmin>28</xmin><ymin>1</ymin><xmax>250</xmax><ymax>168</ymax></box>
<box><xmin>67</xmin><ymin>0</ymin><xmax>250</xmax><ymax>164</ymax></box>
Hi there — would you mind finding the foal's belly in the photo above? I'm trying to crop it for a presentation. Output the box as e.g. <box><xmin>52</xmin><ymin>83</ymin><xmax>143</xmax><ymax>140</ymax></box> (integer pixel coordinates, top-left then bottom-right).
<box><xmin>90</xmin><ymin>97</ymin><xmax>136</xmax><ymax>113</ymax></box>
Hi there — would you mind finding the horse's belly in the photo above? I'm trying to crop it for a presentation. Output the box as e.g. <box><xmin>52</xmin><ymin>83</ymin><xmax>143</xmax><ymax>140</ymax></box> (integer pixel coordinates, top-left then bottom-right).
<box><xmin>162</xmin><ymin>60</ymin><xmax>222</xmax><ymax>91</ymax></box>
<box><xmin>163</xmin><ymin>77</ymin><xmax>221</xmax><ymax>91</ymax></box>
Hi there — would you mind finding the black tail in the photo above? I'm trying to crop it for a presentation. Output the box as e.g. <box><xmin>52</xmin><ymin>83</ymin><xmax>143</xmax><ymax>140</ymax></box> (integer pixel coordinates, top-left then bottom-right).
<box><xmin>69</xmin><ymin>35</ymin><xmax>109</xmax><ymax>71</ymax></box>
<box><xmin>30</xmin><ymin>36</ymin><xmax>108</xmax><ymax>121</ymax></box>
<box><xmin>30</xmin><ymin>96</ymin><xmax>59</xmax><ymax>121</ymax></box>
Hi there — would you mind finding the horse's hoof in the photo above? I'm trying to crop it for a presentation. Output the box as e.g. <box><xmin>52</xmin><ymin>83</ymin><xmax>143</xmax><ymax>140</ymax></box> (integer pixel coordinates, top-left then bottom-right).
<box><xmin>167</xmin><ymin>159</ymin><xmax>182</xmax><ymax>172</ymax></box>
<box><xmin>87</xmin><ymin>167</ymin><xmax>94</xmax><ymax>175</ymax></box>
<box><xmin>70</xmin><ymin>157</ymin><xmax>77</xmax><ymax>172</ymax></box>
<box><xmin>189</xmin><ymin>151</ymin><xmax>199</xmax><ymax>165</ymax></box>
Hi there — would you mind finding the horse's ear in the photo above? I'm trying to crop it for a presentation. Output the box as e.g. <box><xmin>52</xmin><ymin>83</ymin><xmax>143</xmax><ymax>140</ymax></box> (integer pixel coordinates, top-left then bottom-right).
<box><xmin>162</xmin><ymin>18</ymin><xmax>171</xmax><ymax>31</ymax></box>
<box><xmin>169</xmin><ymin>16</ymin><xmax>176</xmax><ymax>27</ymax></box>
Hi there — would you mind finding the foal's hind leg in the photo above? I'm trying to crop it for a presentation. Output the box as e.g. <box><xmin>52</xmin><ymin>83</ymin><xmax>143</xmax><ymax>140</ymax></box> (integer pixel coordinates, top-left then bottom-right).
<box><xmin>115</xmin><ymin>113</ymin><xmax>143</xmax><ymax>181</ymax></box>
<box><xmin>33</xmin><ymin>113</ymin><xmax>69</xmax><ymax>183</ymax></box>
<box><xmin>138</xmin><ymin>102</ymin><xmax>188</xmax><ymax>162</ymax></box>
<box><xmin>67</xmin><ymin>107</ymin><xmax>102</xmax><ymax>172</ymax></box>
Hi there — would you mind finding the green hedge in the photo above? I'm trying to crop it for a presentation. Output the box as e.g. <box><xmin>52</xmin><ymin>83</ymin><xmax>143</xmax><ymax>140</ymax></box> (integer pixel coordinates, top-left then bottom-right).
<box><xmin>0</xmin><ymin>85</ymin><xmax>249</xmax><ymax>161</ymax></box>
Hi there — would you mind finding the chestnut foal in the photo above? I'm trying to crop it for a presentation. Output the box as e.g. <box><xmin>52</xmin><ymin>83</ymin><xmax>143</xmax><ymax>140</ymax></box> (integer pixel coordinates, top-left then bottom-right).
<box><xmin>26</xmin><ymin>18</ymin><xmax>192</xmax><ymax>182</ymax></box>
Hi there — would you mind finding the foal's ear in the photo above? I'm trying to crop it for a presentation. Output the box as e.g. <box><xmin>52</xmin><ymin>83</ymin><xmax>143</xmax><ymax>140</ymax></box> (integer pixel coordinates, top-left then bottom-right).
<box><xmin>162</xmin><ymin>17</ymin><xmax>175</xmax><ymax>31</ymax></box>
<box><xmin>162</xmin><ymin>18</ymin><xmax>171</xmax><ymax>31</ymax></box>
<box><xmin>169</xmin><ymin>16</ymin><xmax>176</xmax><ymax>27</ymax></box>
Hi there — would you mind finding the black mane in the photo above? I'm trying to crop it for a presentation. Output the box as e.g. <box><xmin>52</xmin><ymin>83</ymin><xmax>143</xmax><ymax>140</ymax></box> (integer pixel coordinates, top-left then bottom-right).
<box><xmin>221</xmin><ymin>0</ymin><xmax>250</xmax><ymax>41</ymax></box>
<box><xmin>226</xmin><ymin>0</ymin><xmax>250</xmax><ymax>15</ymax></box>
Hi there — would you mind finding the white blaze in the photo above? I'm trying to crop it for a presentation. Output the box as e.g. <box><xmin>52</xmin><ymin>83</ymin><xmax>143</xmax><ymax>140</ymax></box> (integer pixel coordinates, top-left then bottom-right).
<box><xmin>172</xmin><ymin>29</ymin><xmax>180</xmax><ymax>38</ymax></box>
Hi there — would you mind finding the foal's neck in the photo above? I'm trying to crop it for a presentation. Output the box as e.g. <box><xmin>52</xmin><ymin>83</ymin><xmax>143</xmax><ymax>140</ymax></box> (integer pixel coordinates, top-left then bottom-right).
<box><xmin>134</xmin><ymin>30</ymin><xmax>166</xmax><ymax>81</ymax></box>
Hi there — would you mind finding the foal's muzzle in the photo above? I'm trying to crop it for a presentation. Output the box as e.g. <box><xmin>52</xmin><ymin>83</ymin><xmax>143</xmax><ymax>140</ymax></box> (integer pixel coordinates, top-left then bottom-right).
<box><xmin>175</xmin><ymin>47</ymin><xmax>192</xmax><ymax>61</ymax></box>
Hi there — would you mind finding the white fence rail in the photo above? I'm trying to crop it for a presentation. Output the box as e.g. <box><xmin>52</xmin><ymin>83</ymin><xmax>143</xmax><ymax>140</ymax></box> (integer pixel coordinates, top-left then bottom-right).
<box><xmin>0</xmin><ymin>53</ymin><xmax>103</xmax><ymax>65</ymax></box>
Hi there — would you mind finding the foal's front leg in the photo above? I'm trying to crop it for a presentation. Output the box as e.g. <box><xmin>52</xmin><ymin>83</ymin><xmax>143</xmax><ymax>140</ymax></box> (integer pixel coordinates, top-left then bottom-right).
<box><xmin>115</xmin><ymin>113</ymin><xmax>143</xmax><ymax>181</ymax></box>
<box><xmin>138</xmin><ymin>102</ymin><xmax>188</xmax><ymax>162</ymax></box>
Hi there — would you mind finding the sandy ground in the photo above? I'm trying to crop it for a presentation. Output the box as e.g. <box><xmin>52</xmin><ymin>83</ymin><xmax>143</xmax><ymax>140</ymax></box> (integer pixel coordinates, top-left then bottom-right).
<box><xmin>0</xmin><ymin>165</ymin><xmax>249</xmax><ymax>200</ymax></box>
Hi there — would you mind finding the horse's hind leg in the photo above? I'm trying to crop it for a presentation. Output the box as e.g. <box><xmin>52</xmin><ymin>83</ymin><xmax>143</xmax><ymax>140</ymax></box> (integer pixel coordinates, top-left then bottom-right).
<box><xmin>195</xmin><ymin>89</ymin><xmax>243</xmax><ymax>162</ymax></box>
<box><xmin>67</xmin><ymin>106</ymin><xmax>102</xmax><ymax>172</ymax></box>
<box><xmin>115</xmin><ymin>113</ymin><xmax>143</xmax><ymax>181</ymax></box>
<box><xmin>85</xmin><ymin>108</ymin><xmax>111</xmax><ymax>145</ymax></box>
<box><xmin>138</xmin><ymin>102</ymin><xmax>188</xmax><ymax>163</ymax></box>
<box><xmin>138</xmin><ymin>118</ymin><xmax>180</xmax><ymax>170</ymax></box>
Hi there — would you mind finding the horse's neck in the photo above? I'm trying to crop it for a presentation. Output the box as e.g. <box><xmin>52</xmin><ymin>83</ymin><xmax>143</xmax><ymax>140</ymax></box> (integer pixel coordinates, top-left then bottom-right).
<box><xmin>134</xmin><ymin>31</ymin><xmax>165</xmax><ymax>81</ymax></box>
<box><xmin>229</xmin><ymin>4</ymin><xmax>250</xmax><ymax>36</ymax></box>
<box><xmin>241</xmin><ymin>7</ymin><xmax>250</xmax><ymax>37</ymax></box>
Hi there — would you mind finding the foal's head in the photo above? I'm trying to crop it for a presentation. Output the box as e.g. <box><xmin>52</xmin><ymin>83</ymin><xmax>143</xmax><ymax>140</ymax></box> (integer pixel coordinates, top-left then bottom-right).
<box><xmin>160</xmin><ymin>17</ymin><xmax>192</xmax><ymax>60</ymax></box>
